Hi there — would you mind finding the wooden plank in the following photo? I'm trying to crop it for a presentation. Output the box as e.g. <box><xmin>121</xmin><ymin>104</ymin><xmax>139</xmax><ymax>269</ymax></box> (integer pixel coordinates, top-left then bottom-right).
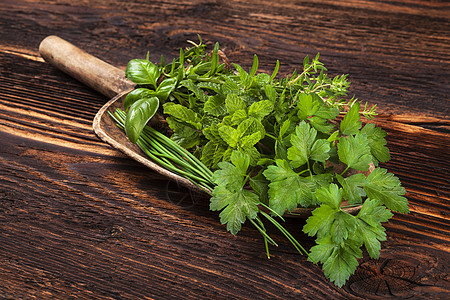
<box><xmin>0</xmin><ymin>0</ymin><xmax>449</xmax><ymax>298</ymax></box>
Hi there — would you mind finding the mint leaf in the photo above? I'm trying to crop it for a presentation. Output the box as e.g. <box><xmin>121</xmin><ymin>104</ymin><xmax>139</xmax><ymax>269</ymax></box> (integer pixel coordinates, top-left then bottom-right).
<box><xmin>163</xmin><ymin>103</ymin><xmax>201</xmax><ymax>130</ymax></box>
<box><xmin>181</xmin><ymin>79</ymin><xmax>208</xmax><ymax>102</ymax></box>
<box><xmin>222</xmin><ymin>79</ymin><xmax>239</xmax><ymax>95</ymax></box>
<box><xmin>218</xmin><ymin>125</ymin><xmax>239</xmax><ymax>147</ymax></box>
<box><xmin>171</xmin><ymin>126</ymin><xmax>201</xmax><ymax>149</ymax></box>
<box><xmin>361</xmin><ymin>123</ymin><xmax>391</xmax><ymax>164</ymax></box>
<box><xmin>337</xmin><ymin>133</ymin><xmax>372</xmax><ymax>171</ymax></box>
<box><xmin>240</xmin><ymin>131</ymin><xmax>261</xmax><ymax>148</ymax></box>
<box><xmin>237</xmin><ymin>117</ymin><xmax>265</xmax><ymax>138</ymax></box>
<box><xmin>225</xmin><ymin>94</ymin><xmax>246</xmax><ymax>114</ymax></box>
<box><xmin>204</xmin><ymin>95</ymin><xmax>227</xmax><ymax>117</ymax></box>
<box><xmin>201</xmin><ymin>140</ymin><xmax>227</xmax><ymax>168</ymax></box>
<box><xmin>231</xmin><ymin>109</ymin><xmax>247</xmax><ymax>125</ymax></box>
<box><xmin>248</xmin><ymin>100</ymin><xmax>274</xmax><ymax>119</ymax></box>
<box><xmin>340</xmin><ymin>102</ymin><xmax>361</xmax><ymax>135</ymax></box>
<box><xmin>336</xmin><ymin>173</ymin><xmax>366</xmax><ymax>204</ymax></box>
<box><xmin>364</xmin><ymin>168</ymin><xmax>409</xmax><ymax>213</ymax></box>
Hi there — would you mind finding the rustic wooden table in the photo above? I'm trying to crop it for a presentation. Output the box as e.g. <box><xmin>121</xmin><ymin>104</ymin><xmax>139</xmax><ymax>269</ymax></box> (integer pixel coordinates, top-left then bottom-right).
<box><xmin>1</xmin><ymin>1</ymin><xmax>449</xmax><ymax>299</ymax></box>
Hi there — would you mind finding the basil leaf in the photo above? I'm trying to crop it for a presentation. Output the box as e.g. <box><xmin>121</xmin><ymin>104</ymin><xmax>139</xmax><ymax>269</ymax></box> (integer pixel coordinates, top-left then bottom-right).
<box><xmin>125</xmin><ymin>97</ymin><xmax>159</xmax><ymax>143</ymax></box>
<box><xmin>124</xmin><ymin>88</ymin><xmax>155</xmax><ymax>111</ymax></box>
<box><xmin>125</xmin><ymin>59</ymin><xmax>160</xmax><ymax>87</ymax></box>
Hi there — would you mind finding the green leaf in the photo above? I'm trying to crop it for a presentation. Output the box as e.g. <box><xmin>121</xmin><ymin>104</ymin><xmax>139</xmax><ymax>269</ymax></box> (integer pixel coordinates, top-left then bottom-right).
<box><xmin>212</xmin><ymin>151</ymin><xmax>249</xmax><ymax>190</ymax></box>
<box><xmin>315</xmin><ymin>184</ymin><xmax>342</xmax><ymax>209</ymax></box>
<box><xmin>336</xmin><ymin>173</ymin><xmax>366</xmax><ymax>204</ymax></box>
<box><xmin>249</xmin><ymin>170</ymin><xmax>269</xmax><ymax>204</ymax></box>
<box><xmin>340</xmin><ymin>102</ymin><xmax>361</xmax><ymax>135</ymax></box>
<box><xmin>337</xmin><ymin>133</ymin><xmax>372</xmax><ymax>171</ymax></box>
<box><xmin>355</xmin><ymin>198</ymin><xmax>393</xmax><ymax>258</ymax></box>
<box><xmin>124</xmin><ymin>97</ymin><xmax>159</xmax><ymax>143</ymax></box>
<box><xmin>249</xmin><ymin>54</ymin><xmax>259</xmax><ymax>77</ymax></box>
<box><xmin>156</xmin><ymin>77</ymin><xmax>177</xmax><ymax>101</ymax></box>
<box><xmin>225</xmin><ymin>94</ymin><xmax>246</xmax><ymax>114</ymax></box>
<box><xmin>218</xmin><ymin>125</ymin><xmax>239</xmax><ymax>148</ymax></box>
<box><xmin>310</xmin><ymin>139</ymin><xmax>331</xmax><ymax>163</ymax></box>
<box><xmin>315</xmin><ymin>103</ymin><xmax>339</xmax><ymax>120</ymax></box>
<box><xmin>181</xmin><ymin>79</ymin><xmax>208</xmax><ymax>102</ymax></box>
<box><xmin>236</xmin><ymin>117</ymin><xmax>265</xmax><ymax>139</ymax></box>
<box><xmin>330</xmin><ymin>211</ymin><xmax>357</xmax><ymax>244</ymax></box>
<box><xmin>309</xmin><ymin>116</ymin><xmax>335</xmax><ymax>134</ymax></box>
<box><xmin>364</xmin><ymin>168</ymin><xmax>409</xmax><ymax>213</ymax></box>
<box><xmin>248</xmin><ymin>100</ymin><xmax>274</xmax><ymax>119</ymax></box>
<box><xmin>210</xmin><ymin>186</ymin><xmax>260</xmax><ymax>235</ymax></box>
<box><xmin>355</xmin><ymin>220</ymin><xmax>385</xmax><ymax>259</ymax></box>
<box><xmin>264</xmin><ymin>84</ymin><xmax>277</xmax><ymax>102</ymax></box>
<box><xmin>361</xmin><ymin>123</ymin><xmax>391</xmax><ymax>164</ymax></box>
<box><xmin>297</xmin><ymin>93</ymin><xmax>319</xmax><ymax>120</ymax></box>
<box><xmin>241</xmin><ymin>146</ymin><xmax>261</xmax><ymax>167</ymax></box>
<box><xmin>125</xmin><ymin>59</ymin><xmax>160</xmax><ymax>87</ymax></box>
<box><xmin>264</xmin><ymin>159</ymin><xmax>317</xmax><ymax>214</ymax></box>
<box><xmin>240</xmin><ymin>131</ymin><xmax>261</xmax><ymax>148</ymax></box>
<box><xmin>204</xmin><ymin>95</ymin><xmax>227</xmax><ymax>116</ymax></box>
<box><xmin>315</xmin><ymin>237</ymin><xmax>362</xmax><ymax>288</ymax></box>
<box><xmin>163</xmin><ymin>103</ymin><xmax>202</xmax><ymax>130</ymax></box>
<box><xmin>201</xmin><ymin>140</ymin><xmax>227</xmax><ymax>169</ymax></box>
<box><xmin>287</xmin><ymin>121</ymin><xmax>330</xmax><ymax>168</ymax></box>
<box><xmin>222</xmin><ymin>79</ymin><xmax>240</xmax><ymax>95</ymax></box>
<box><xmin>231</xmin><ymin>109</ymin><xmax>248</xmax><ymax>125</ymax></box>
<box><xmin>210</xmin><ymin>151</ymin><xmax>259</xmax><ymax>235</ymax></box>
<box><xmin>303</xmin><ymin>204</ymin><xmax>338</xmax><ymax>238</ymax></box>
<box><xmin>124</xmin><ymin>88</ymin><xmax>155</xmax><ymax>110</ymax></box>
<box><xmin>279</xmin><ymin>119</ymin><xmax>291</xmax><ymax>138</ymax></box>
<box><xmin>171</xmin><ymin>125</ymin><xmax>201</xmax><ymax>149</ymax></box>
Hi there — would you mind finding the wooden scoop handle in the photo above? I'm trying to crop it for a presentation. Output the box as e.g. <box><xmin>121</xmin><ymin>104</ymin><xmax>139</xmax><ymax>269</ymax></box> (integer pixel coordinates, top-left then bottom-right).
<box><xmin>39</xmin><ymin>35</ymin><xmax>135</xmax><ymax>98</ymax></box>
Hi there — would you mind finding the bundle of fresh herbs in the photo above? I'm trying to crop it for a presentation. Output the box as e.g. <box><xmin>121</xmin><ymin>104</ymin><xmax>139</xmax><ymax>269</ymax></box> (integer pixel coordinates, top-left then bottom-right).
<box><xmin>110</xmin><ymin>36</ymin><xmax>408</xmax><ymax>287</ymax></box>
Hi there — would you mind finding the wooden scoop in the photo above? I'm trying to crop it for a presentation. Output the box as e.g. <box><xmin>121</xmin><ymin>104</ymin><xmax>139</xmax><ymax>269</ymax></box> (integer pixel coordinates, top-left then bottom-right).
<box><xmin>39</xmin><ymin>35</ymin><xmax>204</xmax><ymax>194</ymax></box>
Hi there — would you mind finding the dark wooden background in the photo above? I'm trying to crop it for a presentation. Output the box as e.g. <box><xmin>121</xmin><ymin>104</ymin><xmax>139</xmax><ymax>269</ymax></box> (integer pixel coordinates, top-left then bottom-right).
<box><xmin>1</xmin><ymin>0</ymin><xmax>449</xmax><ymax>299</ymax></box>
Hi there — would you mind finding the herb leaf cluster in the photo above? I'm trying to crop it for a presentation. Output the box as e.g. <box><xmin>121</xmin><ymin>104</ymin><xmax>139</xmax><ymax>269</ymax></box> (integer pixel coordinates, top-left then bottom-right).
<box><xmin>116</xmin><ymin>37</ymin><xmax>408</xmax><ymax>287</ymax></box>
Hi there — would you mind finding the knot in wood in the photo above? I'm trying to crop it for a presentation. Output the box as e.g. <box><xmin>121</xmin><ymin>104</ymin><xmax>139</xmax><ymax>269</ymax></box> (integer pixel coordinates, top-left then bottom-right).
<box><xmin>345</xmin><ymin>257</ymin><xmax>423</xmax><ymax>298</ymax></box>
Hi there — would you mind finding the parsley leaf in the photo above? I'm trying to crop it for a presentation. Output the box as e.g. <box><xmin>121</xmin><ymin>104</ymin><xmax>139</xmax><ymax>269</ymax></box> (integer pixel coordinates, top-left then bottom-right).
<box><xmin>361</xmin><ymin>123</ymin><xmax>391</xmax><ymax>164</ymax></box>
<box><xmin>337</xmin><ymin>133</ymin><xmax>372</xmax><ymax>171</ymax></box>
<box><xmin>355</xmin><ymin>198</ymin><xmax>393</xmax><ymax>258</ymax></box>
<box><xmin>264</xmin><ymin>159</ymin><xmax>317</xmax><ymax>215</ymax></box>
<box><xmin>340</xmin><ymin>102</ymin><xmax>361</xmax><ymax>135</ymax></box>
<box><xmin>210</xmin><ymin>151</ymin><xmax>260</xmax><ymax>235</ymax></box>
<box><xmin>212</xmin><ymin>151</ymin><xmax>249</xmax><ymax>190</ymax></box>
<box><xmin>210</xmin><ymin>186</ymin><xmax>260</xmax><ymax>235</ymax></box>
<box><xmin>287</xmin><ymin>121</ymin><xmax>330</xmax><ymax>168</ymax></box>
<box><xmin>336</xmin><ymin>173</ymin><xmax>366</xmax><ymax>204</ymax></box>
<box><xmin>309</xmin><ymin>237</ymin><xmax>362</xmax><ymax>288</ymax></box>
<box><xmin>364</xmin><ymin>168</ymin><xmax>409</xmax><ymax>213</ymax></box>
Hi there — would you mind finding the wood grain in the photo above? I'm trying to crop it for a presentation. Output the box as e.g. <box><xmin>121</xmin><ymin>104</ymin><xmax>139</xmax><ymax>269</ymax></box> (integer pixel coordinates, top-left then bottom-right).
<box><xmin>0</xmin><ymin>0</ymin><xmax>449</xmax><ymax>299</ymax></box>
